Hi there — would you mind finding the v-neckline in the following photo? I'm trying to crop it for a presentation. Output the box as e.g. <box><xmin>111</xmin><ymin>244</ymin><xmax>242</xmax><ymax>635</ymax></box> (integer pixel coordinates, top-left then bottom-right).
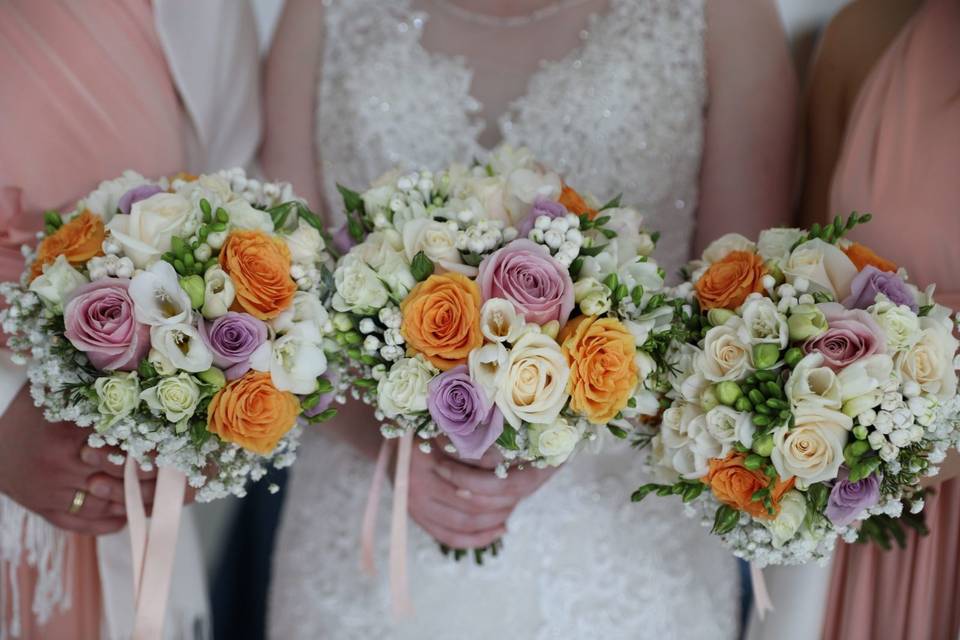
<box><xmin>406</xmin><ymin>0</ymin><xmax>615</xmax><ymax>152</ymax></box>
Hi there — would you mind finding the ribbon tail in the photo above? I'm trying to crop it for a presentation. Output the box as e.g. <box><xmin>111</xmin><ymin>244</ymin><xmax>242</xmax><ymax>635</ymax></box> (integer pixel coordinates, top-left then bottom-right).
<box><xmin>131</xmin><ymin>467</ymin><xmax>186</xmax><ymax>640</ymax></box>
<box><xmin>360</xmin><ymin>439</ymin><xmax>393</xmax><ymax>576</ymax></box>
<box><xmin>389</xmin><ymin>431</ymin><xmax>414</xmax><ymax>618</ymax></box>
<box><xmin>750</xmin><ymin>563</ymin><xmax>774</xmax><ymax>620</ymax></box>
<box><xmin>124</xmin><ymin>457</ymin><xmax>148</xmax><ymax>605</ymax></box>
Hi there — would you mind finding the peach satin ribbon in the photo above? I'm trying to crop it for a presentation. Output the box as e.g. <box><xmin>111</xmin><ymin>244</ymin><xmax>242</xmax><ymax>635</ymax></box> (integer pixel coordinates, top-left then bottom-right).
<box><xmin>751</xmin><ymin>563</ymin><xmax>774</xmax><ymax>620</ymax></box>
<box><xmin>360</xmin><ymin>430</ymin><xmax>415</xmax><ymax>617</ymax></box>
<box><xmin>123</xmin><ymin>457</ymin><xmax>187</xmax><ymax>640</ymax></box>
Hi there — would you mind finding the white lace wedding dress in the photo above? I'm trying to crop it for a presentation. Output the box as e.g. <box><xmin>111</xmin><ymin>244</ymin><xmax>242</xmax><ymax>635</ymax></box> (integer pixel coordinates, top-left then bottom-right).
<box><xmin>270</xmin><ymin>1</ymin><xmax>739</xmax><ymax>638</ymax></box>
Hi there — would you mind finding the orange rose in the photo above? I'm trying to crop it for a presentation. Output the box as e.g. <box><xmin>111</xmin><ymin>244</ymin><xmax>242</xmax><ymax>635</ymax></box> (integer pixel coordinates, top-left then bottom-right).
<box><xmin>843</xmin><ymin>242</ymin><xmax>897</xmax><ymax>273</ymax></box>
<box><xmin>31</xmin><ymin>210</ymin><xmax>104</xmax><ymax>280</ymax></box>
<box><xmin>558</xmin><ymin>184</ymin><xmax>598</xmax><ymax>219</ymax></box>
<box><xmin>400</xmin><ymin>272</ymin><xmax>483</xmax><ymax>371</ymax></box>
<box><xmin>207</xmin><ymin>371</ymin><xmax>301</xmax><ymax>454</ymax></box>
<box><xmin>703</xmin><ymin>453</ymin><xmax>795</xmax><ymax>520</ymax></box>
<box><xmin>219</xmin><ymin>230</ymin><xmax>297</xmax><ymax>320</ymax></box>
<box><xmin>560</xmin><ymin>315</ymin><xmax>638</xmax><ymax>424</ymax></box>
<box><xmin>694</xmin><ymin>250</ymin><xmax>767</xmax><ymax>311</ymax></box>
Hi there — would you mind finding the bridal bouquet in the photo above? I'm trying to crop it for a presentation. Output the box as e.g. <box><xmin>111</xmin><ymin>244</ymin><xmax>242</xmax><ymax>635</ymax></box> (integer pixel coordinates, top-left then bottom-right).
<box><xmin>330</xmin><ymin>146</ymin><xmax>677</xmax><ymax>478</ymax></box>
<box><xmin>634</xmin><ymin>214</ymin><xmax>960</xmax><ymax>566</ymax></box>
<box><xmin>0</xmin><ymin>169</ymin><xmax>338</xmax><ymax>501</ymax></box>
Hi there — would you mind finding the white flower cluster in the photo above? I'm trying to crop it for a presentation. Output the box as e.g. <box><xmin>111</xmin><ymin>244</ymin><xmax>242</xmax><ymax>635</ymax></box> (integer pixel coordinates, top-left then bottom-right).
<box><xmin>527</xmin><ymin>213</ymin><xmax>583</xmax><ymax>267</ymax></box>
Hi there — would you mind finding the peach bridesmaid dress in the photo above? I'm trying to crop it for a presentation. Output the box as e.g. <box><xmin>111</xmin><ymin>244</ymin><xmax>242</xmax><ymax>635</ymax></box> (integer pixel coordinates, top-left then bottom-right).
<box><xmin>824</xmin><ymin>0</ymin><xmax>960</xmax><ymax>638</ymax></box>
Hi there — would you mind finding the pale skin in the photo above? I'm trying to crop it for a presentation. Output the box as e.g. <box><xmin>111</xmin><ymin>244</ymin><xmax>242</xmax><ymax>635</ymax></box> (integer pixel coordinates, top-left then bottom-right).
<box><xmin>263</xmin><ymin>0</ymin><xmax>797</xmax><ymax>548</ymax></box>
<box><xmin>800</xmin><ymin>0</ymin><xmax>960</xmax><ymax>485</ymax></box>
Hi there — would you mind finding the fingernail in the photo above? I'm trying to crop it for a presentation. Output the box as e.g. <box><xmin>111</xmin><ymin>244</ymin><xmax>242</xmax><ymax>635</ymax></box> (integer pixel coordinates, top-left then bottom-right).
<box><xmin>80</xmin><ymin>448</ymin><xmax>99</xmax><ymax>466</ymax></box>
<box><xmin>90</xmin><ymin>483</ymin><xmax>110</xmax><ymax>498</ymax></box>
<box><xmin>435</xmin><ymin>465</ymin><xmax>452</xmax><ymax>481</ymax></box>
<box><xmin>455</xmin><ymin>488</ymin><xmax>473</xmax><ymax>499</ymax></box>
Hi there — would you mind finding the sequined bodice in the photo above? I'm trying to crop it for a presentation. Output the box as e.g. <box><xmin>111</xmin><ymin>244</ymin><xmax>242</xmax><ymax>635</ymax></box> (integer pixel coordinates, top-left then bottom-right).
<box><xmin>315</xmin><ymin>0</ymin><xmax>707</xmax><ymax>277</ymax></box>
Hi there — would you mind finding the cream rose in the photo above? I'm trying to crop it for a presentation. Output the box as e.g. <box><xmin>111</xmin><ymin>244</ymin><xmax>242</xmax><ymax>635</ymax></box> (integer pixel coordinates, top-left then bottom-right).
<box><xmin>763</xmin><ymin>490</ymin><xmax>807</xmax><ymax>548</ymax></box>
<box><xmin>697</xmin><ymin>319</ymin><xmax>754</xmax><ymax>382</ymax></box>
<box><xmin>895</xmin><ymin>318</ymin><xmax>959</xmax><ymax>400</ymax></box>
<box><xmin>772</xmin><ymin>402</ymin><xmax>851</xmax><ymax>485</ymax></box>
<box><xmin>786</xmin><ymin>353</ymin><xmax>842</xmax><ymax>410</ymax></box>
<box><xmin>496</xmin><ymin>330</ymin><xmax>570</xmax><ymax>428</ymax></box>
<box><xmin>377</xmin><ymin>356</ymin><xmax>436</xmax><ymax>418</ymax></box>
<box><xmin>702</xmin><ymin>233</ymin><xmax>756</xmax><ymax>264</ymax></box>
<box><xmin>783</xmin><ymin>238</ymin><xmax>858</xmax><ymax>300</ymax></box>
<box><xmin>107</xmin><ymin>192</ymin><xmax>197</xmax><ymax>268</ymax></box>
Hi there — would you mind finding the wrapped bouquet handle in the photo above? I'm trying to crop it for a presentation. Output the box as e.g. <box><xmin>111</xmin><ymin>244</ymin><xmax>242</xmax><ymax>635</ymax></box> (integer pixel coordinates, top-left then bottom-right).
<box><xmin>750</xmin><ymin>563</ymin><xmax>774</xmax><ymax>620</ymax></box>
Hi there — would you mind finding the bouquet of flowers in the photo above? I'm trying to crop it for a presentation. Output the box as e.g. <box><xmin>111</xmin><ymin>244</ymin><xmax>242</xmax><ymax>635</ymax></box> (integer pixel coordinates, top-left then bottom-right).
<box><xmin>634</xmin><ymin>213</ymin><xmax>960</xmax><ymax>566</ymax></box>
<box><xmin>0</xmin><ymin>169</ymin><xmax>338</xmax><ymax>501</ymax></box>
<box><xmin>330</xmin><ymin>146</ymin><xmax>678</xmax><ymax>480</ymax></box>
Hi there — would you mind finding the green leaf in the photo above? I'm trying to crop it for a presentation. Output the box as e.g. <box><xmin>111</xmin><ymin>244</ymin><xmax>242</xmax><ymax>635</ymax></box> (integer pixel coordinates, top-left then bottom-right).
<box><xmin>461</xmin><ymin>252</ymin><xmax>484</xmax><ymax>267</ymax></box>
<box><xmin>354</xmin><ymin>377</ymin><xmax>378</xmax><ymax>389</ymax></box>
<box><xmin>599</xmin><ymin>194</ymin><xmax>622</xmax><ymax>211</ymax></box>
<box><xmin>347</xmin><ymin>214</ymin><xmax>365</xmax><ymax>242</ymax></box>
<box><xmin>607</xmin><ymin>424</ymin><xmax>628</xmax><ymax>439</ymax></box>
<box><xmin>337</xmin><ymin>183</ymin><xmax>364</xmax><ymax>213</ymax></box>
<box><xmin>308</xmin><ymin>408</ymin><xmax>338</xmax><ymax>424</ymax></box>
<box><xmin>579</xmin><ymin>244</ymin><xmax>608</xmax><ymax>257</ymax></box>
<box><xmin>43</xmin><ymin>210</ymin><xmax>63</xmax><ymax>230</ymax></box>
<box><xmin>495</xmin><ymin>423</ymin><xmax>519</xmax><ymax>450</ymax></box>
<box><xmin>569</xmin><ymin>256</ymin><xmax>584</xmax><ymax>278</ymax></box>
<box><xmin>711</xmin><ymin>505</ymin><xmax>740</xmax><ymax>535</ymax></box>
<box><xmin>918</xmin><ymin>304</ymin><xmax>934</xmax><ymax>317</ymax></box>
<box><xmin>411</xmin><ymin>251</ymin><xmax>435</xmax><ymax>282</ymax></box>
<box><xmin>630</xmin><ymin>483</ymin><xmax>661</xmax><ymax>503</ymax></box>
<box><xmin>593</xmin><ymin>215</ymin><xmax>612</xmax><ymax>226</ymax></box>
<box><xmin>315</xmin><ymin>377</ymin><xmax>334</xmax><ymax>394</ymax></box>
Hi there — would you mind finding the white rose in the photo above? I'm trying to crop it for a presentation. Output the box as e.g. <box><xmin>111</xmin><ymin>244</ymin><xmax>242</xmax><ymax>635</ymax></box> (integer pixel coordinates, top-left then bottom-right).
<box><xmin>763</xmin><ymin>490</ymin><xmax>807</xmax><ymax>548</ymax></box>
<box><xmin>705</xmin><ymin>405</ymin><xmax>755</xmax><ymax>451</ymax></box>
<box><xmin>757</xmin><ymin>228</ymin><xmax>805</xmax><ymax>265</ymax></box>
<box><xmin>573</xmin><ymin>277</ymin><xmax>612</xmax><ymax>316</ymax></box>
<box><xmin>872</xmin><ymin>298</ymin><xmax>921</xmax><ymax>353</ymax></box>
<box><xmin>772</xmin><ymin>402</ymin><xmax>851</xmax><ymax>485</ymax></box>
<box><xmin>332</xmin><ymin>255</ymin><xmax>390</xmax><ymax>313</ymax></box>
<box><xmin>895</xmin><ymin>318</ymin><xmax>959</xmax><ymax>400</ymax></box>
<box><xmin>740</xmin><ymin>296</ymin><xmax>788</xmax><ymax>347</ymax></box>
<box><xmin>377</xmin><ymin>250</ymin><xmax>416</xmax><ymax>299</ymax></box>
<box><xmin>660</xmin><ymin>402</ymin><xmax>703</xmax><ymax>449</ymax></box>
<box><xmin>224</xmin><ymin>199</ymin><xmax>273</xmax><ymax>232</ymax></box>
<box><xmin>28</xmin><ymin>255</ymin><xmax>88</xmax><ymax>311</ymax></box>
<box><xmin>284</xmin><ymin>219</ymin><xmax>325</xmax><ymax>265</ymax></box>
<box><xmin>250</xmin><ymin>330</ymin><xmax>328</xmax><ymax>395</ymax></box>
<box><xmin>129</xmin><ymin>261</ymin><xmax>193</xmax><ymax>326</ymax></box>
<box><xmin>201</xmin><ymin>266</ymin><xmax>236</xmax><ymax>319</ymax></box>
<box><xmin>140</xmin><ymin>372</ymin><xmax>201</xmax><ymax>429</ymax></box>
<box><xmin>837</xmin><ymin>353</ymin><xmax>893</xmax><ymax>416</ymax></box>
<box><xmin>480</xmin><ymin>298</ymin><xmax>525</xmax><ymax>344</ymax></box>
<box><xmin>83</xmin><ymin>171</ymin><xmax>150</xmax><ymax>222</ymax></box>
<box><xmin>107</xmin><ymin>193</ymin><xmax>197</xmax><ymax>268</ymax></box>
<box><xmin>150</xmin><ymin>323</ymin><xmax>213</xmax><ymax>373</ymax></box>
<box><xmin>468</xmin><ymin>342</ymin><xmax>509</xmax><ymax>401</ymax></box>
<box><xmin>503</xmin><ymin>168</ymin><xmax>562</xmax><ymax>224</ymax></box>
<box><xmin>528</xmin><ymin>417</ymin><xmax>583</xmax><ymax>466</ymax></box>
<box><xmin>702</xmin><ymin>233</ymin><xmax>756</xmax><ymax>264</ymax></box>
<box><xmin>697</xmin><ymin>318</ymin><xmax>754</xmax><ymax>382</ymax></box>
<box><xmin>361</xmin><ymin>184</ymin><xmax>396</xmax><ymax>218</ymax></box>
<box><xmin>377</xmin><ymin>356</ymin><xmax>436</xmax><ymax>418</ymax></box>
<box><xmin>496</xmin><ymin>330</ymin><xmax>570</xmax><ymax>428</ymax></box>
<box><xmin>783</xmin><ymin>239</ymin><xmax>858</xmax><ymax>300</ymax></box>
<box><xmin>402</xmin><ymin>219</ymin><xmax>463</xmax><ymax>270</ymax></box>
<box><xmin>351</xmin><ymin>230</ymin><xmax>404</xmax><ymax>271</ymax></box>
<box><xmin>93</xmin><ymin>371</ymin><xmax>140</xmax><ymax>429</ymax></box>
<box><xmin>786</xmin><ymin>352</ymin><xmax>842</xmax><ymax>410</ymax></box>
<box><xmin>272</xmin><ymin>291</ymin><xmax>329</xmax><ymax>336</ymax></box>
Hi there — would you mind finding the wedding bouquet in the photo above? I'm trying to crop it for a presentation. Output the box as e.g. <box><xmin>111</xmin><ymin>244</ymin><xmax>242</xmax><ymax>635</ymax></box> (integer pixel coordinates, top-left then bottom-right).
<box><xmin>330</xmin><ymin>146</ymin><xmax>678</xmax><ymax>479</ymax></box>
<box><xmin>634</xmin><ymin>213</ymin><xmax>960</xmax><ymax>566</ymax></box>
<box><xmin>0</xmin><ymin>169</ymin><xmax>338</xmax><ymax>501</ymax></box>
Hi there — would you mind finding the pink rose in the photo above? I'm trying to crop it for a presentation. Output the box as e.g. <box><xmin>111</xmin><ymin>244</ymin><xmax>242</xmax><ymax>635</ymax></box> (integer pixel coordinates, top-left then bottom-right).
<box><xmin>803</xmin><ymin>302</ymin><xmax>885</xmax><ymax>371</ymax></box>
<box><xmin>64</xmin><ymin>279</ymin><xmax>150</xmax><ymax>371</ymax></box>
<box><xmin>476</xmin><ymin>239</ymin><xmax>574</xmax><ymax>326</ymax></box>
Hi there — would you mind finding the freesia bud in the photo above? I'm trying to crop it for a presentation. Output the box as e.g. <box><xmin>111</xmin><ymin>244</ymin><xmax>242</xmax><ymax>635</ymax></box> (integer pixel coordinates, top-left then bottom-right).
<box><xmin>333</xmin><ymin>313</ymin><xmax>354</xmax><ymax>332</ymax></box>
<box><xmin>197</xmin><ymin>367</ymin><xmax>226</xmax><ymax>389</ymax></box>
<box><xmin>715</xmin><ymin>381</ymin><xmax>742</xmax><ymax>406</ymax></box>
<box><xmin>700</xmin><ymin>385</ymin><xmax>720</xmax><ymax>412</ymax></box>
<box><xmin>707</xmin><ymin>308</ymin><xmax>735</xmax><ymax>326</ymax></box>
<box><xmin>752</xmin><ymin>433</ymin><xmax>774</xmax><ymax>457</ymax></box>
<box><xmin>787</xmin><ymin>304</ymin><xmax>828</xmax><ymax>341</ymax></box>
<box><xmin>752</xmin><ymin>343</ymin><xmax>780</xmax><ymax>370</ymax></box>
<box><xmin>179</xmin><ymin>275</ymin><xmax>205</xmax><ymax>309</ymax></box>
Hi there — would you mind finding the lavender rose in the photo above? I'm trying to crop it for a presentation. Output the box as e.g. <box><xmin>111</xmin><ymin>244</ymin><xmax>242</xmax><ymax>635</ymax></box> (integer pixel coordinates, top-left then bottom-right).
<box><xmin>826</xmin><ymin>466</ymin><xmax>881</xmax><ymax>526</ymax></box>
<box><xmin>64</xmin><ymin>279</ymin><xmax>150</xmax><ymax>371</ymax></box>
<box><xmin>117</xmin><ymin>184</ymin><xmax>164</xmax><ymax>216</ymax></box>
<box><xmin>476</xmin><ymin>238</ymin><xmax>574</xmax><ymax>326</ymax></box>
<box><xmin>843</xmin><ymin>266</ymin><xmax>918</xmax><ymax>312</ymax></box>
<box><xmin>427</xmin><ymin>365</ymin><xmax>503</xmax><ymax>460</ymax></box>
<box><xmin>198</xmin><ymin>312</ymin><xmax>268</xmax><ymax>380</ymax></box>
<box><xmin>804</xmin><ymin>302</ymin><xmax>885</xmax><ymax>371</ymax></box>
<box><xmin>516</xmin><ymin>198</ymin><xmax>568</xmax><ymax>237</ymax></box>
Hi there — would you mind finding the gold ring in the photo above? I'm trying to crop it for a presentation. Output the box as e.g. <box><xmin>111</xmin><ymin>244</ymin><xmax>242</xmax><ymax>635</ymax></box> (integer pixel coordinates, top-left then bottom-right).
<box><xmin>68</xmin><ymin>490</ymin><xmax>86</xmax><ymax>514</ymax></box>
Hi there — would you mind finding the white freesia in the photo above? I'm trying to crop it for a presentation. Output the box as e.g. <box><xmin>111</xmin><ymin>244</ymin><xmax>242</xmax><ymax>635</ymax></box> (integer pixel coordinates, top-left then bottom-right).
<box><xmin>573</xmin><ymin>277</ymin><xmax>612</xmax><ymax>316</ymax></box>
<box><xmin>82</xmin><ymin>170</ymin><xmax>150</xmax><ymax>222</ymax></box>
<box><xmin>332</xmin><ymin>255</ymin><xmax>390</xmax><ymax>313</ymax></box>
<box><xmin>107</xmin><ymin>192</ymin><xmax>197</xmax><ymax>268</ymax></box>
<box><xmin>660</xmin><ymin>402</ymin><xmax>703</xmax><ymax>449</ymax></box>
<box><xmin>284</xmin><ymin>219</ymin><xmax>324</xmax><ymax>264</ymax></box>
<box><xmin>140</xmin><ymin>372</ymin><xmax>201</xmax><ymax>429</ymax></box>
<box><xmin>772</xmin><ymin>402</ymin><xmax>851</xmax><ymax>485</ymax></box>
<box><xmin>503</xmin><ymin>168</ymin><xmax>562</xmax><ymax>224</ymax></box>
<box><xmin>93</xmin><ymin>372</ymin><xmax>140</xmax><ymax>429</ymax></box>
<box><xmin>529</xmin><ymin>417</ymin><xmax>583</xmax><ymax>466</ymax></box>
<box><xmin>602</xmin><ymin>208</ymin><xmax>653</xmax><ymax>265</ymax></box>
<box><xmin>872</xmin><ymin>298</ymin><xmax>921</xmax><ymax>353</ymax></box>
<box><xmin>705</xmin><ymin>405</ymin><xmax>755</xmax><ymax>451</ymax></box>
<box><xmin>634</xmin><ymin>351</ymin><xmax>657</xmax><ymax>383</ymax></box>
<box><xmin>702</xmin><ymin>233</ymin><xmax>756</xmax><ymax>264</ymax></box>
<box><xmin>250</xmin><ymin>328</ymin><xmax>328</xmax><ymax>395</ymax></box>
<box><xmin>479</xmin><ymin>298</ymin><xmax>525</xmax><ymax>344</ymax></box>
<box><xmin>757</xmin><ymin>228</ymin><xmax>804</xmax><ymax>265</ymax></box>
<box><xmin>402</xmin><ymin>219</ymin><xmax>463</xmax><ymax>270</ymax></box>
<box><xmin>377</xmin><ymin>356</ymin><xmax>436</xmax><ymax>418</ymax></box>
<box><xmin>496</xmin><ymin>330</ymin><xmax>570</xmax><ymax>428</ymax></box>
<box><xmin>224</xmin><ymin>198</ymin><xmax>273</xmax><ymax>232</ymax></box>
<box><xmin>837</xmin><ymin>354</ymin><xmax>893</xmax><ymax>416</ymax></box>
<box><xmin>148</xmin><ymin>348</ymin><xmax>176</xmax><ymax>376</ymax></box>
<box><xmin>28</xmin><ymin>255</ymin><xmax>88</xmax><ymax>311</ymax></box>
<box><xmin>740</xmin><ymin>296</ymin><xmax>788</xmax><ymax>347</ymax></box>
<box><xmin>129</xmin><ymin>261</ymin><xmax>192</xmax><ymax>325</ymax></box>
<box><xmin>150</xmin><ymin>324</ymin><xmax>213</xmax><ymax>373</ymax></box>
<box><xmin>201</xmin><ymin>266</ymin><xmax>236</xmax><ymax>319</ymax></box>
<box><xmin>579</xmin><ymin>249</ymin><xmax>618</xmax><ymax>282</ymax></box>
<box><xmin>783</xmin><ymin>238</ymin><xmax>858</xmax><ymax>299</ymax></box>
<box><xmin>697</xmin><ymin>318</ymin><xmax>754</xmax><ymax>382</ymax></box>
<box><xmin>377</xmin><ymin>250</ymin><xmax>416</xmax><ymax>299</ymax></box>
<box><xmin>649</xmin><ymin>434</ymin><xmax>681</xmax><ymax>483</ymax></box>
<box><xmin>786</xmin><ymin>353</ymin><xmax>842</xmax><ymax>410</ymax></box>
<box><xmin>272</xmin><ymin>291</ymin><xmax>329</xmax><ymax>336</ymax></box>
<box><xmin>763</xmin><ymin>490</ymin><xmax>807</xmax><ymax>548</ymax></box>
<box><xmin>468</xmin><ymin>342</ymin><xmax>509</xmax><ymax>401</ymax></box>
<box><xmin>895</xmin><ymin>317</ymin><xmax>959</xmax><ymax>400</ymax></box>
